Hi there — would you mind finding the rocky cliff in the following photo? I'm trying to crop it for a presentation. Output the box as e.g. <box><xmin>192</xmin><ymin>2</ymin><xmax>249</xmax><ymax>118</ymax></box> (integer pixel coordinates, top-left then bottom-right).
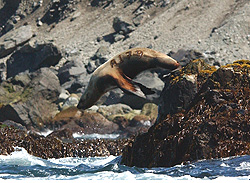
<box><xmin>121</xmin><ymin>60</ymin><xmax>250</xmax><ymax>167</ymax></box>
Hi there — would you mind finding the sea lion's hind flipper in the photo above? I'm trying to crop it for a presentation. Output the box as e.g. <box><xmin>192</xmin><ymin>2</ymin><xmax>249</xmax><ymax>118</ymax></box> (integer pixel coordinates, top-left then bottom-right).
<box><xmin>113</xmin><ymin>70</ymin><xmax>147</xmax><ymax>98</ymax></box>
<box><xmin>132</xmin><ymin>81</ymin><xmax>155</xmax><ymax>95</ymax></box>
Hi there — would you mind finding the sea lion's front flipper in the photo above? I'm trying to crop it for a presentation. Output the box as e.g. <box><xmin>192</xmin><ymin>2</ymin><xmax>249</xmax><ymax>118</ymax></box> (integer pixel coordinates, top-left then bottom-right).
<box><xmin>113</xmin><ymin>70</ymin><xmax>154</xmax><ymax>98</ymax></box>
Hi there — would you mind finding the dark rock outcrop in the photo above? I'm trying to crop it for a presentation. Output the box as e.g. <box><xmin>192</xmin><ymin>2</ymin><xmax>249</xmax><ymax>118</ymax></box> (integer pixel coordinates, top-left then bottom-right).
<box><xmin>86</xmin><ymin>46</ymin><xmax>110</xmax><ymax>74</ymax></box>
<box><xmin>6</xmin><ymin>41</ymin><xmax>62</xmax><ymax>78</ymax></box>
<box><xmin>113</xmin><ymin>17</ymin><xmax>135</xmax><ymax>35</ymax></box>
<box><xmin>41</xmin><ymin>0</ymin><xmax>78</xmax><ymax>25</ymax></box>
<box><xmin>58</xmin><ymin>58</ymin><xmax>88</xmax><ymax>92</ymax></box>
<box><xmin>121</xmin><ymin>60</ymin><xmax>250</xmax><ymax>168</ymax></box>
<box><xmin>168</xmin><ymin>49</ymin><xmax>207</xmax><ymax>67</ymax></box>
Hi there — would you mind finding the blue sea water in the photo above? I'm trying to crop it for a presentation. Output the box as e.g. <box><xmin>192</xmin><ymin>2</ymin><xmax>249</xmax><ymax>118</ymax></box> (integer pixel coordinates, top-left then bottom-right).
<box><xmin>0</xmin><ymin>146</ymin><xmax>250</xmax><ymax>181</ymax></box>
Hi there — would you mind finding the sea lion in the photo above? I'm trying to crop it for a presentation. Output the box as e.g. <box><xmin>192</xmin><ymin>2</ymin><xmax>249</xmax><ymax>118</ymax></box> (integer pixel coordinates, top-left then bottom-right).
<box><xmin>77</xmin><ymin>48</ymin><xmax>181</xmax><ymax>110</ymax></box>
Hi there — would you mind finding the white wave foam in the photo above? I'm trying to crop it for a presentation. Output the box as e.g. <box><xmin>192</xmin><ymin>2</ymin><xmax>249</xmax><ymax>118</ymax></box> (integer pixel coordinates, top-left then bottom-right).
<box><xmin>0</xmin><ymin>147</ymin><xmax>46</xmax><ymax>166</ymax></box>
<box><xmin>1</xmin><ymin>149</ymin><xmax>250</xmax><ymax>181</ymax></box>
<box><xmin>236</xmin><ymin>161</ymin><xmax>250</xmax><ymax>171</ymax></box>
<box><xmin>73</xmin><ymin>133</ymin><xmax>120</xmax><ymax>139</ymax></box>
<box><xmin>48</xmin><ymin>155</ymin><xmax>117</xmax><ymax>167</ymax></box>
<box><xmin>37</xmin><ymin>129</ymin><xmax>54</xmax><ymax>137</ymax></box>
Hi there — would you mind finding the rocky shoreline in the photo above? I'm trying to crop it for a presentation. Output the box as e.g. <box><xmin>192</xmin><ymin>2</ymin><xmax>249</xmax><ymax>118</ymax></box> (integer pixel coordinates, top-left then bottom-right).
<box><xmin>0</xmin><ymin>0</ymin><xmax>249</xmax><ymax>166</ymax></box>
<box><xmin>0</xmin><ymin>123</ymin><xmax>133</xmax><ymax>158</ymax></box>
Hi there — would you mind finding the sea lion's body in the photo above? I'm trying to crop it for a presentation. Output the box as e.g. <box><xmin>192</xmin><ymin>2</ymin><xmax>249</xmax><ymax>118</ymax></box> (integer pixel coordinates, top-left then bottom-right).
<box><xmin>77</xmin><ymin>48</ymin><xmax>181</xmax><ymax>110</ymax></box>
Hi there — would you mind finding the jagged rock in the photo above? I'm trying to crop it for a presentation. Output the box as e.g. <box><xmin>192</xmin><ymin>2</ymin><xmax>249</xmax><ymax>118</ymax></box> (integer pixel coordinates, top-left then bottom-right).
<box><xmin>0</xmin><ymin>25</ymin><xmax>35</xmax><ymax>58</ymax></box>
<box><xmin>121</xmin><ymin>60</ymin><xmax>250</xmax><ymax>168</ymax></box>
<box><xmin>41</xmin><ymin>0</ymin><xmax>77</xmax><ymax>25</ymax></box>
<box><xmin>158</xmin><ymin>59</ymin><xmax>216</xmax><ymax>121</ymax></box>
<box><xmin>58</xmin><ymin>59</ymin><xmax>86</xmax><ymax>85</ymax></box>
<box><xmin>168</xmin><ymin>49</ymin><xmax>208</xmax><ymax>67</ymax></box>
<box><xmin>6</xmin><ymin>41</ymin><xmax>62</xmax><ymax>78</ymax></box>
<box><xmin>58</xmin><ymin>58</ymin><xmax>90</xmax><ymax>93</ymax></box>
<box><xmin>86</xmin><ymin>46</ymin><xmax>110</xmax><ymax>73</ymax></box>
<box><xmin>113</xmin><ymin>17</ymin><xmax>135</xmax><ymax>35</ymax></box>
<box><xmin>2</xmin><ymin>120</ymin><xmax>27</xmax><ymax>131</ymax></box>
<box><xmin>0</xmin><ymin>68</ymin><xmax>61</xmax><ymax>129</ymax></box>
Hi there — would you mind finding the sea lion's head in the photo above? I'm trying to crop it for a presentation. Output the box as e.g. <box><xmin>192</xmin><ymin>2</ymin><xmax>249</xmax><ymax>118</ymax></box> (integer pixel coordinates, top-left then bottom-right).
<box><xmin>77</xmin><ymin>76</ymin><xmax>103</xmax><ymax>110</ymax></box>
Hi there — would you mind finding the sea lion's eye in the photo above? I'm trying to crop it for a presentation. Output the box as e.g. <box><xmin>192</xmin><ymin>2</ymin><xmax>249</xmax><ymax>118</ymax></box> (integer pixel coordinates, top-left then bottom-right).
<box><xmin>110</xmin><ymin>59</ymin><xmax>117</xmax><ymax>68</ymax></box>
<box><xmin>134</xmin><ymin>50</ymin><xmax>143</xmax><ymax>58</ymax></box>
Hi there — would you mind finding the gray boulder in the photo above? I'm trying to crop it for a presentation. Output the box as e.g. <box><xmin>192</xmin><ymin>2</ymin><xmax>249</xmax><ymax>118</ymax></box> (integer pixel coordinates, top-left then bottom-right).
<box><xmin>58</xmin><ymin>59</ymin><xmax>86</xmax><ymax>84</ymax></box>
<box><xmin>0</xmin><ymin>62</ymin><xmax>6</xmax><ymax>82</ymax></box>
<box><xmin>0</xmin><ymin>68</ymin><xmax>61</xmax><ymax>129</ymax></box>
<box><xmin>113</xmin><ymin>17</ymin><xmax>135</xmax><ymax>35</ymax></box>
<box><xmin>58</xmin><ymin>58</ymin><xmax>90</xmax><ymax>93</ymax></box>
<box><xmin>168</xmin><ymin>49</ymin><xmax>208</xmax><ymax>66</ymax></box>
<box><xmin>6</xmin><ymin>41</ymin><xmax>62</xmax><ymax>78</ymax></box>
<box><xmin>87</xmin><ymin>46</ymin><xmax>110</xmax><ymax>73</ymax></box>
<box><xmin>0</xmin><ymin>25</ymin><xmax>35</xmax><ymax>58</ymax></box>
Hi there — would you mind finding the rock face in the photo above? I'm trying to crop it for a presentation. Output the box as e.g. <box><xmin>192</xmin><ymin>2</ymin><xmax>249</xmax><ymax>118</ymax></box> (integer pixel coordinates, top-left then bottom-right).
<box><xmin>0</xmin><ymin>25</ymin><xmax>35</xmax><ymax>58</ymax></box>
<box><xmin>0</xmin><ymin>68</ymin><xmax>61</xmax><ymax>129</ymax></box>
<box><xmin>121</xmin><ymin>60</ymin><xmax>250</xmax><ymax>168</ymax></box>
<box><xmin>58</xmin><ymin>58</ymin><xmax>89</xmax><ymax>92</ymax></box>
<box><xmin>157</xmin><ymin>59</ymin><xmax>215</xmax><ymax>122</ymax></box>
<box><xmin>6</xmin><ymin>41</ymin><xmax>62</xmax><ymax>78</ymax></box>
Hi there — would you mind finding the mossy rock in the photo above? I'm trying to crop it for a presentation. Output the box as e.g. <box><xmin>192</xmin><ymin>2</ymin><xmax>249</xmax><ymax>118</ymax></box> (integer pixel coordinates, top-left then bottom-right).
<box><xmin>0</xmin><ymin>81</ymin><xmax>33</xmax><ymax>105</ymax></box>
<box><xmin>141</xmin><ymin>103</ymin><xmax>158</xmax><ymax>120</ymax></box>
<box><xmin>222</xmin><ymin>60</ymin><xmax>250</xmax><ymax>73</ymax></box>
<box><xmin>108</xmin><ymin>109</ymin><xmax>141</xmax><ymax>121</ymax></box>
<box><xmin>53</xmin><ymin>107</ymin><xmax>81</xmax><ymax>121</ymax></box>
<box><xmin>171</xmin><ymin>59</ymin><xmax>217</xmax><ymax>86</ymax></box>
<box><xmin>97</xmin><ymin>104</ymin><xmax>133</xmax><ymax>119</ymax></box>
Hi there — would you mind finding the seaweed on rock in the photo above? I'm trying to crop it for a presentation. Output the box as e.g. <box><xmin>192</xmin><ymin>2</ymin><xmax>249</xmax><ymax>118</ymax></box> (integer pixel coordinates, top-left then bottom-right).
<box><xmin>121</xmin><ymin>59</ymin><xmax>250</xmax><ymax>168</ymax></box>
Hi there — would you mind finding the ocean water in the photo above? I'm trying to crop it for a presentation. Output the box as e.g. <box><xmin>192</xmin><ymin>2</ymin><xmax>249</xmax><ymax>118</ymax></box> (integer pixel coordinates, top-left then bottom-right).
<box><xmin>0</xmin><ymin>147</ymin><xmax>250</xmax><ymax>181</ymax></box>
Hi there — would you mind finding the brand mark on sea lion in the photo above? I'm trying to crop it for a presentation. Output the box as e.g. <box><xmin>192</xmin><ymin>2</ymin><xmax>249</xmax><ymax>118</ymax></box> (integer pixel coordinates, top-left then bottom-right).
<box><xmin>110</xmin><ymin>59</ymin><xmax>117</xmax><ymax>68</ymax></box>
<box><xmin>134</xmin><ymin>50</ymin><xmax>143</xmax><ymax>58</ymax></box>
